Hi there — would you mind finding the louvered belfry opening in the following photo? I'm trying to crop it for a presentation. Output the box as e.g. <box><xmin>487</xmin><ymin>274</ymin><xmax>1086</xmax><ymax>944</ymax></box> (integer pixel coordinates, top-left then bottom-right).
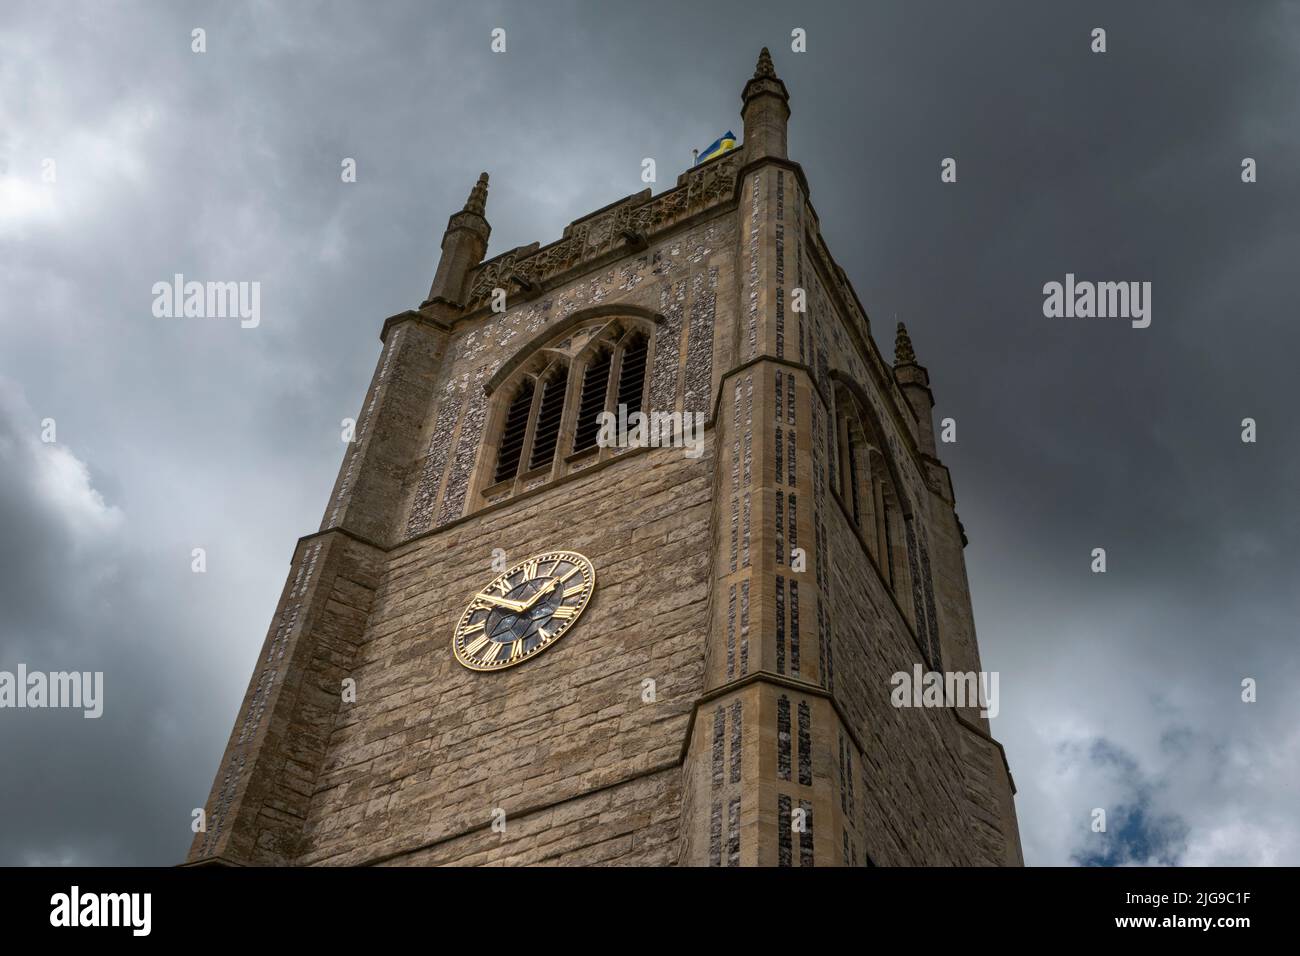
<box><xmin>494</xmin><ymin>379</ymin><xmax>534</xmax><ymax>484</ymax></box>
<box><xmin>528</xmin><ymin>368</ymin><xmax>566</xmax><ymax>471</ymax></box>
<box><xmin>616</xmin><ymin>334</ymin><xmax>648</xmax><ymax>419</ymax></box>
<box><xmin>572</xmin><ymin>350</ymin><xmax>612</xmax><ymax>452</ymax></box>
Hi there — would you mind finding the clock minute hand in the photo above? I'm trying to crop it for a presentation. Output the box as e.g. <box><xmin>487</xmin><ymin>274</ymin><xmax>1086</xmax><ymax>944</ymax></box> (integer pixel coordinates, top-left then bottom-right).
<box><xmin>519</xmin><ymin>577</ymin><xmax>560</xmax><ymax>612</ymax></box>
<box><xmin>475</xmin><ymin>592</ymin><xmax>528</xmax><ymax>612</ymax></box>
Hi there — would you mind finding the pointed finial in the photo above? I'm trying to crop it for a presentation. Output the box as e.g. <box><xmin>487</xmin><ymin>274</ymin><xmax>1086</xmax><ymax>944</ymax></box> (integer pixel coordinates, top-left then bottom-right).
<box><xmin>424</xmin><ymin>173</ymin><xmax>491</xmax><ymax>306</ymax></box>
<box><xmin>742</xmin><ymin>48</ymin><xmax>790</xmax><ymax>160</ymax></box>
<box><xmin>894</xmin><ymin>321</ymin><xmax>916</xmax><ymax>366</ymax></box>
<box><xmin>464</xmin><ymin>172</ymin><xmax>489</xmax><ymax>216</ymax></box>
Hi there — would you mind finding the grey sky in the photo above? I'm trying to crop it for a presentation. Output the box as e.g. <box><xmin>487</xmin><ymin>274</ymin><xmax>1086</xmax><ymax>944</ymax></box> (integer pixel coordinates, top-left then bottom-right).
<box><xmin>1</xmin><ymin>0</ymin><xmax>1297</xmax><ymax>865</ymax></box>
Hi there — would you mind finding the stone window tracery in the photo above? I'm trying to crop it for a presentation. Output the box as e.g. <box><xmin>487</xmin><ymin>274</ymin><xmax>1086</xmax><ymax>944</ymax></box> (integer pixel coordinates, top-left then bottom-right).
<box><xmin>479</xmin><ymin>315</ymin><xmax>655</xmax><ymax>505</ymax></box>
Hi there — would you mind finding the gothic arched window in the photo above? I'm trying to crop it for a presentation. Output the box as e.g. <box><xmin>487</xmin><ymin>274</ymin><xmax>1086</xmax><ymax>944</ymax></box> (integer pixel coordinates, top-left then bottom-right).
<box><xmin>479</xmin><ymin>310</ymin><xmax>659</xmax><ymax>502</ymax></box>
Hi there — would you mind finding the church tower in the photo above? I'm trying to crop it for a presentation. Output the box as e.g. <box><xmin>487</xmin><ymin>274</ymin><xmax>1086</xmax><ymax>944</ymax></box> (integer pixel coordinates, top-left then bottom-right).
<box><xmin>188</xmin><ymin>50</ymin><xmax>1022</xmax><ymax>867</ymax></box>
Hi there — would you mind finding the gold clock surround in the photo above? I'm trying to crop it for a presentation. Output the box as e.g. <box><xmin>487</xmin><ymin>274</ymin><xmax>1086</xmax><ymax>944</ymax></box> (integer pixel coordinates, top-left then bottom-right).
<box><xmin>452</xmin><ymin>550</ymin><xmax>596</xmax><ymax>672</ymax></box>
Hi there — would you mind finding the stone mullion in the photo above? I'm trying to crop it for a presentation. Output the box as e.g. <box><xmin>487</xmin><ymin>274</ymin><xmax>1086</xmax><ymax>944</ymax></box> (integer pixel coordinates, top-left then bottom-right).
<box><xmin>601</xmin><ymin>340</ymin><xmax>623</xmax><ymax>422</ymax></box>
<box><xmin>552</xmin><ymin>359</ymin><xmax>583</xmax><ymax>478</ymax></box>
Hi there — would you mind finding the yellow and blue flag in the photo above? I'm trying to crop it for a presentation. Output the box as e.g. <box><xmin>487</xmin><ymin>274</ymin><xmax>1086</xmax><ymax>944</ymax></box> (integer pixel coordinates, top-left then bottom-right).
<box><xmin>696</xmin><ymin>131</ymin><xmax>737</xmax><ymax>165</ymax></box>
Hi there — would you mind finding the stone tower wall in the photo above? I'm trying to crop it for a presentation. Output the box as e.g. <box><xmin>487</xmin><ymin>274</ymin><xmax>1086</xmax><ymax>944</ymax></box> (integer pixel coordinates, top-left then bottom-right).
<box><xmin>187</xmin><ymin>51</ymin><xmax>1021</xmax><ymax>868</ymax></box>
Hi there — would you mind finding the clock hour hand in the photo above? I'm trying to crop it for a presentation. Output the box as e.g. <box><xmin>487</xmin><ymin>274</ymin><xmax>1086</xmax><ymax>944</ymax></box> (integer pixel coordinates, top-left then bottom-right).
<box><xmin>519</xmin><ymin>576</ymin><xmax>560</xmax><ymax>612</ymax></box>
<box><xmin>474</xmin><ymin>592</ymin><xmax>528</xmax><ymax>613</ymax></box>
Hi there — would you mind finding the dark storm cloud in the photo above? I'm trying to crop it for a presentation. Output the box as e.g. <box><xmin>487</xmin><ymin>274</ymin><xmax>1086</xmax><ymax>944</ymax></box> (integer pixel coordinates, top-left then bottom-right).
<box><xmin>1</xmin><ymin>0</ymin><xmax>1296</xmax><ymax>864</ymax></box>
<box><xmin>0</xmin><ymin>382</ymin><xmax>229</xmax><ymax>864</ymax></box>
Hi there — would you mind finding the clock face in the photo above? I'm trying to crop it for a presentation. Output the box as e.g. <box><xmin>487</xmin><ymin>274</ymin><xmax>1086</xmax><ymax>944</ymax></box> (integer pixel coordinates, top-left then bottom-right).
<box><xmin>452</xmin><ymin>550</ymin><xmax>596</xmax><ymax>671</ymax></box>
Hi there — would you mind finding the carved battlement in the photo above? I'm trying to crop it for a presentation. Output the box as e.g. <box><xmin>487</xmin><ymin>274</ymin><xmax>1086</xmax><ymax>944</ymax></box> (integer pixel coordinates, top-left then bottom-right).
<box><xmin>462</xmin><ymin>151</ymin><xmax>743</xmax><ymax>312</ymax></box>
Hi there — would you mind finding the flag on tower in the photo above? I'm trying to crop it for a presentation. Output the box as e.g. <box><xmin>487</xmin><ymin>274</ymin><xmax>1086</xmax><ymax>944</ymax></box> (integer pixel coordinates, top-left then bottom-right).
<box><xmin>695</xmin><ymin>131</ymin><xmax>737</xmax><ymax>165</ymax></box>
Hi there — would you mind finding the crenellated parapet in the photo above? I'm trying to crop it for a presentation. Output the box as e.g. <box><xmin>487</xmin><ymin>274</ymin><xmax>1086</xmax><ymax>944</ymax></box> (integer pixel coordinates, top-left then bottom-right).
<box><xmin>459</xmin><ymin>151</ymin><xmax>743</xmax><ymax>314</ymax></box>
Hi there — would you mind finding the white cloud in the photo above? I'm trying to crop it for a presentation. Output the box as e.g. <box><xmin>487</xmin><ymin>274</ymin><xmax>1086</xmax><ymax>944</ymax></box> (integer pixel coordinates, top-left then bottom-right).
<box><xmin>0</xmin><ymin>380</ymin><xmax>122</xmax><ymax>536</ymax></box>
<box><xmin>31</xmin><ymin>442</ymin><xmax>123</xmax><ymax>535</ymax></box>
